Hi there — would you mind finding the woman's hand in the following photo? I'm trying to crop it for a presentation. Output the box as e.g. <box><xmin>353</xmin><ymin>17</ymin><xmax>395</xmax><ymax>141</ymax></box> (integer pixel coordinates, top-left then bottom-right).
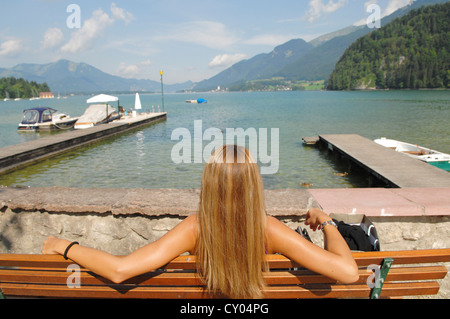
<box><xmin>305</xmin><ymin>208</ymin><xmax>332</xmax><ymax>231</ymax></box>
<box><xmin>42</xmin><ymin>236</ymin><xmax>70</xmax><ymax>255</ymax></box>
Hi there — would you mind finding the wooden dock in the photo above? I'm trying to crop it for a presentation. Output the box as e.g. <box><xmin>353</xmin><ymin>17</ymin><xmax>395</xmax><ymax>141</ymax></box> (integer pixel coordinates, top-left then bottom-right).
<box><xmin>318</xmin><ymin>134</ymin><xmax>450</xmax><ymax>188</ymax></box>
<box><xmin>0</xmin><ymin>112</ymin><xmax>167</xmax><ymax>174</ymax></box>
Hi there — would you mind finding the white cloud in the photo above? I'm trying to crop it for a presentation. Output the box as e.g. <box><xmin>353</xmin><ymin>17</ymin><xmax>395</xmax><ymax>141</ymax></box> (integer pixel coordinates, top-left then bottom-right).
<box><xmin>61</xmin><ymin>8</ymin><xmax>114</xmax><ymax>53</ymax></box>
<box><xmin>353</xmin><ymin>0</ymin><xmax>378</xmax><ymax>26</ymax></box>
<box><xmin>244</xmin><ymin>34</ymin><xmax>294</xmax><ymax>46</ymax></box>
<box><xmin>155</xmin><ymin>21</ymin><xmax>239</xmax><ymax>50</ymax></box>
<box><xmin>364</xmin><ymin>0</ymin><xmax>379</xmax><ymax>9</ymax></box>
<box><xmin>353</xmin><ymin>0</ymin><xmax>412</xmax><ymax>26</ymax></box>
<box><xmin>208</xmin><ymin>53</ymin><xmax>247</xmax><ymax>68</ymax></box>
<box><xmin>111</xmin><ymin>2</ymin><xmax>135</xmax><ymax>25</ymax></box>
<box><xmin>305</xmin><ymin>0</ymin><xmax>348</xmax><ymax>22</ymax></box>
<box><xmin>61</xmin><ymin>4</ymin><xmax>134</xmax><ymax>54</ymax></box>
<box><xmin>0</xmin><ymin>38</ymin><xmax>23</xmax><ymax>57</ymax></box>
<box><xmin>41</xmin><ymin>28</ymin><xmax>64</xmax><ymax>49</ymax></box>
<box><xmin>383</xmin><ymin>0</ymin><xmax>412</xmax><ymax>16</ymax></box>
<box><xmin>116</xmin><ymin>59</ymin><xmax>152</xmax><ymax>78</ymax></box>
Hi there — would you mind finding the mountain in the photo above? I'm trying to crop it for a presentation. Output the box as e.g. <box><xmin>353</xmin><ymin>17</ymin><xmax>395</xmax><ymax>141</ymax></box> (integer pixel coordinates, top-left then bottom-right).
<box><xmin>193</xmin><ymin>0</ymin><xmax>448</xmax><ymax>91</ymax></box>
<box><xmin>0</xmin><ymin>59</ymin><xmax>191</xmax><ymax>93</ymax></box>
<box><xmin>193</xmin><ymin>39</ymin><xmax>313</xmax><ymax>91</ymax></box>
<box><xmin>2</xmin><ymin>0</ymin><xmax>446</xmax><ymax>93</ymax></box>
<box><xmin>327</xmin><ymin>2</ymin><xmax>450</xmax><ymax>90</ymax></box>
<box><xmin>275</xmin><ymin>0</ymin><xmax>449</xmax><ymax>82</ymax></box>
<box><xmin>275</xmin><ymin>27</ymin><xmax>371</xmax><ymax>81</ymax></box>
<box><xmin>308</xmin><ymin>25</ymin><xmax>365</xmax><ymax>47</ymax></box>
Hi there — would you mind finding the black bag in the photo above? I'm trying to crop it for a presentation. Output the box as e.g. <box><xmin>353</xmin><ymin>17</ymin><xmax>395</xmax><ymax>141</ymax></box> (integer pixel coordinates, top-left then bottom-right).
<box><xmin>330</xmin><ymin>213</ymin><xmax>380</xmax><ymax>251</ymax></box>
<box><xmin>333</xmin><ymin>219</ymin><xmax>376</xmax><ymax>251</ymax></box>
<box><xmin>295</xmin><ymin>226</ymin><xmax>313</xmax><ymax>242</ymax></box>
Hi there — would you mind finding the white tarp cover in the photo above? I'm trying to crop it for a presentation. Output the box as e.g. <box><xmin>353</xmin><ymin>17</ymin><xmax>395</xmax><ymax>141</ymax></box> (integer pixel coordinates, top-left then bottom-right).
<box><xmin>76</xmin><ymin>104</ymin><xmax>115</xmax><ymax>125</ymax></box>
<box><xmin>86</xmin><ymin>94</ymin><xmax>119</xmax><ymax>104</ymax></box>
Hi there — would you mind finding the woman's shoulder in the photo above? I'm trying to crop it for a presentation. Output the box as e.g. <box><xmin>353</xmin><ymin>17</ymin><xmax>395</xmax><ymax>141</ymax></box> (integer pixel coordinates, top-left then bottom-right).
<box><xmin>184</xmin><ymin>214</ymin><xmax>199</xmax><ymax>235</ymax></box>
<box><xmin>265</xmin><ymin>215</ymin><xmax>289</xmax><ymax>254</ymax></box>
<box><xmin>265</xmin><ymin>215</ymin><xmax>284</xmax><ymax>230</ymax></box>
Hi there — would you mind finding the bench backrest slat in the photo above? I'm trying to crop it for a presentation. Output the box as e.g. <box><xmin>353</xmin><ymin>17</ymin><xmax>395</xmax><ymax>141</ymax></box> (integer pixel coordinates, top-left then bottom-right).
<box><xmin>1</xmin><ymin>265</ymin><xmax>447</xmax><ymax>286</ymax></box>
<box><xmin>0</xmin><ymin>281</ymin><xmax>442</xmax><ymax>299</ymax></box>
<box><xmin>2</xmin><ymin>248</ymin><xmax>450</xmax><ymax>269</ymax></box>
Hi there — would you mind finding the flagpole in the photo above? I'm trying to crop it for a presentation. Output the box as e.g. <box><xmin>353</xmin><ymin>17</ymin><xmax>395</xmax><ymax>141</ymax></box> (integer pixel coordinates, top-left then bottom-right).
<box><xmin>160</xmin><ymin>70</ymin><xmax>165</xmax><ymax>112</ymax></box>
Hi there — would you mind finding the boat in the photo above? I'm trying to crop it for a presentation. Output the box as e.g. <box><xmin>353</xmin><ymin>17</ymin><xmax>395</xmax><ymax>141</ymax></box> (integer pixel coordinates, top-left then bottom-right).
<box><xmin>185</xmin><ymin>98</ymin><xmax>207</xmax><ymax>104</ymax></box>
<box><xmin>18</xmin><ymin>107</ymin><xmax>78</xmax><ymax>131</ymax></box>
<box><xmin>74</xmin><ymin>94</ymin><xmax>122</xmax><ymax>129</ymax></box>
<box><xmin>374</xmin><ymin>137</ymin><xmax>450</xmax><ymax>171</ymax></box>
<box><xmin>74</xmin><ymin>104</ymin><xmax>120</xmax><ymax>129</ymax></box>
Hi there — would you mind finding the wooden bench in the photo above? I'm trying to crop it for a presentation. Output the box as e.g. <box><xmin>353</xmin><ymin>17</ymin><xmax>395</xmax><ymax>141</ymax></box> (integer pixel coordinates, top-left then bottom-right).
<box><xmin>0</xmin><ymin>249</ymin><xmax>449</xmax><ymax>299</ymax></box>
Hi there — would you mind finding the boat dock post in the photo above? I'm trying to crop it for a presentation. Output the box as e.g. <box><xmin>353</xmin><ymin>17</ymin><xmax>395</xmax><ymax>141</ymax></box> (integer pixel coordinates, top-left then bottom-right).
<box><xmin>314</xmin><ymin>134</ymin><xmax>450</xmax><ymax>188</ymax></box>
<box><xmin>0</xmin><ymin>112</ymin><xmax>167</xmax><ymax>175</ymax></box>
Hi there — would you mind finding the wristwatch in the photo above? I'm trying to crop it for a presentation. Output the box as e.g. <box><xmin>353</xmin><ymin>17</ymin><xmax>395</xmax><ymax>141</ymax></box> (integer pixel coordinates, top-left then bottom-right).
<box><xmin>321</xmin><ymin>220</ymin><xmax>337</xmax><ymax>230</ymax></box>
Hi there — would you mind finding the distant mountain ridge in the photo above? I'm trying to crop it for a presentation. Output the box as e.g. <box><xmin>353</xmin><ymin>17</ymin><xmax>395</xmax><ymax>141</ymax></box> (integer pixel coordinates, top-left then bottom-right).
<box><xmin>193</xmin><ymin>39</ymin><xmax>313</xmax><ymax>91</ymax></box>
<box><xmin>0</xmin><ymin>59</ymin><xmax>193</xmax><ymax>93</ymax></box>
<box><xmin>193</xmin><ymin>0</ymin><xmax>449</xmax><ymax>91</ymax></box>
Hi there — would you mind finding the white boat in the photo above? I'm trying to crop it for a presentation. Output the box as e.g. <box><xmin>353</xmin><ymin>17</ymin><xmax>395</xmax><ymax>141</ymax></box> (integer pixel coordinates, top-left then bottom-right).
<box><xmin>374</xmin><ymin>137</ymin><xmax>450</xmax><ymax>171</ymax></box>
<box><xmin>74</xmin><ymin>104</ymin><xmax>120</xmax><ymax>129</ymax></box>
<box><xmin>74</xmin><ymin>94</ymin><xmax>122</xmax><ymax>129</ymax></box>
<box><xmin>18</xmin><ymin>107</ymin><xmax>78</xmax><ymax>131</ymax></box>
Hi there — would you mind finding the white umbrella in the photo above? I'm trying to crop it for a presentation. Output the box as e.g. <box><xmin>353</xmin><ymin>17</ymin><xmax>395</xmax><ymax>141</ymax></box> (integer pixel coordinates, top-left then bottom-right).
<box><xmin>86</xmin><ymin>94</ymin><xmax>119</xmax><ymax>124</ymax></box>
<box><xmin>134</xmin><ymin>93</ymin><xmax>142</xmax><ymax>110</ymax></box>
<box><xmin>86</xmin><ymin>94</ymin><xmax>119</xmax><ymax>104</ymax></box>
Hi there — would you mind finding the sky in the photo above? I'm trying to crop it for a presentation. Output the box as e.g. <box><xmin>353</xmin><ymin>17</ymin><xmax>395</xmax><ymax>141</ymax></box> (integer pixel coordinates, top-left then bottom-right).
<box><xmin>0</xmin><ymin>0</ymin><xmax>415</xmax><ymax>84</ymax></box>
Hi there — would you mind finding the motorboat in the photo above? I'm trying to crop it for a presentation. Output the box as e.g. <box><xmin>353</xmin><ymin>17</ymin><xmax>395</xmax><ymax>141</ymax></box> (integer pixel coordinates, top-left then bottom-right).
<box><xmin>18</xmin><ymin>107</ymin><xmax>78</xmax><ymax>131</ymax></box>
<box><xmin>74</xmin><ymin>94</ymin><xmax>122</xmax><ymax>129</ymax></box>
<box><xmin>185</xmin><ymin>98</ymin><xmax>207</xmax><ymax>104</ymax></box>
<box><xmin>374</xmin><ymin>137</ymin><xmax>450</xmax><ymax>171</ymax></box>
<box><xmin>74</xmin><ymin>103</ymin><xmax>121</xmax><ymax>129</ymax></box>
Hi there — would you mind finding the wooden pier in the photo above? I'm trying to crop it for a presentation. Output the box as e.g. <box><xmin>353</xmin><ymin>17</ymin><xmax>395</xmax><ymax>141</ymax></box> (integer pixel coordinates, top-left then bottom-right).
<box><xmin>318</xmin><ymin>134</ymin><xmax>450</xmax><ymax>188</ymax></box>
<box><xmin>0</xmin><ymin>112</ymin><xmax>167</xmax><ymax>174</ymax></box>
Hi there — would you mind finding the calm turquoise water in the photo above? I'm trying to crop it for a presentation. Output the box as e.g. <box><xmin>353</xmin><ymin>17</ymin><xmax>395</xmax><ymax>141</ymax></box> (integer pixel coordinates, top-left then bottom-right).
<box><xmin>0</xmin><ymin>90</ymin><xmax>449</xmax><ymax>189</ymax></box>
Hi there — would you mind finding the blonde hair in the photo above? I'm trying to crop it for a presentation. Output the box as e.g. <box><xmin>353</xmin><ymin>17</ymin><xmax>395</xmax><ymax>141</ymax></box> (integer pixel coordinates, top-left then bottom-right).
<box><xmin>196</xmin><ymin>145</ymin><xmax>268</xmax><ymax>299</ymax></box>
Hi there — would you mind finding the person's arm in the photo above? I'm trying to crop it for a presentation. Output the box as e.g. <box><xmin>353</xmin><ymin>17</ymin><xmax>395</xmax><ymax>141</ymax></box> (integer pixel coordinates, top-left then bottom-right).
<box><xmin>266</xmin><ymin>209</ymin><xmax>359</xmax><ymax>284</ymax></box>
<box><xmin>42</xmin><ymin>214</ymin><xmax>198</xmax><ymax>283</ymax></box>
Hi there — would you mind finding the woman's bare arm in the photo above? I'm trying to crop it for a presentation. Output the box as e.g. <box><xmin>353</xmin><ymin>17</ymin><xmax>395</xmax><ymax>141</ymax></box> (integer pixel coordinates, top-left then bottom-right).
<box><xmin>42</xmin><ymin>214</ymin><xmax>198</xmax><ymax>283</ymax></box>
<box><xmin>266</xmin><ymin>209</ymin><xmax>359</xmax><ymax>284</ymax></box>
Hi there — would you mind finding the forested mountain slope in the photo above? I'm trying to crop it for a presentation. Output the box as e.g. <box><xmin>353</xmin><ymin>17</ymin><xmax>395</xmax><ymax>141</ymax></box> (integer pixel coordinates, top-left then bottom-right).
<box><xmin>327</xmin><ymin>3</ymin><xmax>450</xmax><ymax>90</ymax></box>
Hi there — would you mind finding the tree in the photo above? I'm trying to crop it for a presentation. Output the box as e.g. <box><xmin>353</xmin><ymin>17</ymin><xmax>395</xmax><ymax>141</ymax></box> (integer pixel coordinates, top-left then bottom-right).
<box><xmin>327</xmin><ymin>2</ymin><xmax>450</xmax><ymax>90</ymax></box>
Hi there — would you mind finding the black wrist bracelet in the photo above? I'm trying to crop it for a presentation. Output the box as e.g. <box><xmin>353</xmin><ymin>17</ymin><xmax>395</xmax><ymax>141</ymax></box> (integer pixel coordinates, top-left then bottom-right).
<box><xmin>63</xmin><ymin>241</ymin><xmax>79</xmax><ymax>260</ymax></box>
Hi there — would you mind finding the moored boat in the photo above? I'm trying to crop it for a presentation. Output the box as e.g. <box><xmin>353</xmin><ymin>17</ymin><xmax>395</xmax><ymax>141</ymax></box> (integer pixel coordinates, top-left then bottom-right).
<box><xmin>18</xmin><ymin>107</ymin><xmax>78</xmax><ymax>131</ymax></box>
<box><xmin>374</xmin><ymin>137</ymin><xmax>450</xmax><ymax>171</ymax></box>
<box><xmin>74</xmin><ymin>104</ymin><xmax>120</xmax><ymax>129</ymax></box>
<box><xmin>185</xmin><ymin>98</ymin><xmax>207</xmax><ymax>104</ymax></box>
<box><xmin>74</xmin><ymin>94</ymin><xmax>122</xmax><ymax>129</ymax></box>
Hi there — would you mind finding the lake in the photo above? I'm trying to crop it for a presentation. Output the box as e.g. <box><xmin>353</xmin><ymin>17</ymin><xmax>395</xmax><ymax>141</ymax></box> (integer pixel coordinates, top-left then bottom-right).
<box><xmin>0</xmin><ymin>90</ymin><xmax>449</xmax><ymax>189</ymax></box>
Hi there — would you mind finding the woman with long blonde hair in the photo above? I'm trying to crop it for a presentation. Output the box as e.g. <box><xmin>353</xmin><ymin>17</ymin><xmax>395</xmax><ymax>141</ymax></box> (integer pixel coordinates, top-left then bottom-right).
<box><xmin>197</xmin><ymin>144</ymin><xmax>268</xmax><ymax>298</ymax></box>
<box><xmin>43</xmin><ymin>145</ymin><xmax>358</xmax><ymax>299</ymax></box>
